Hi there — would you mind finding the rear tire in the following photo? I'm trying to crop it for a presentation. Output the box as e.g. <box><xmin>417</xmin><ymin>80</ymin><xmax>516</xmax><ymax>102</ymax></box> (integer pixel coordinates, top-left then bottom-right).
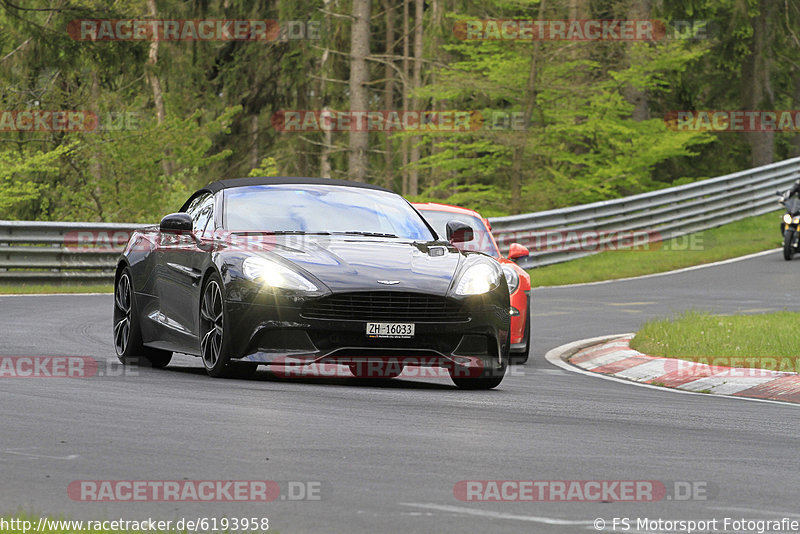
<box><xmin>784</xmin><ymin>230</ymin><xmax>796</xmax><ymax>261</ymax></box>
<box><xmin>113</xmin><ymin>267</ymin><xmax>172</xmax><ymax>368</ymax></box>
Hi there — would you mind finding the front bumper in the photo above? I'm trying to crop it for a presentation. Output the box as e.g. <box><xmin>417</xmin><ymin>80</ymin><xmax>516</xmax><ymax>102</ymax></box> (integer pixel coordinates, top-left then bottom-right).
<box><xmin>224</xmin><ymin>288</ymin><xmax>510</xmax><ymax>369</ymax></box>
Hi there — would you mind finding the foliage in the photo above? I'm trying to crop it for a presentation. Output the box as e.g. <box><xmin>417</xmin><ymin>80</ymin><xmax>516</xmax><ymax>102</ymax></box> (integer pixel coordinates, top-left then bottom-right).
<box><xmin>0</xmin><ymin>0</ymin><xmax>797</xmax><ymax>221</ymax></box>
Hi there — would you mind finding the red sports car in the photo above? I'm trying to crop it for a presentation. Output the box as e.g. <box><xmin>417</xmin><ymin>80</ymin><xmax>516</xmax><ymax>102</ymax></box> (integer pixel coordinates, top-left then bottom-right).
<box><xmin>414</xmin><ymin>203</ymin><xmax>531</xmax><ymax>363</ymax></box>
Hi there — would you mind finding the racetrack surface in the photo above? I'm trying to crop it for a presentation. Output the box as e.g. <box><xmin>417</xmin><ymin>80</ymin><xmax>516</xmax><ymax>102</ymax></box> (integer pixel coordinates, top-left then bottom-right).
<box><xmin>2</xmin><ymin>251</ymin><xmax>800</xmax><ymax>533</ymax></box>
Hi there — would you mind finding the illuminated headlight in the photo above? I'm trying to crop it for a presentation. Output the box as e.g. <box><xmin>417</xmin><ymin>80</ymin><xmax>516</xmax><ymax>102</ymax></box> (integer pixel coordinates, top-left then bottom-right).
<box><xmin>454</xmin><ymin>263</ymin><xmax>502</xmax><ymax>296</ymax></box>
<box><xmin>794</xmin><ymin>217</ymin><xmax>800</xmax><ymax>224</ymax></box>
<box><xmin>242</xmin><ymin>257</ymin><xmax>318</xmax><ymax>292</ymax></box>
<box><xmin>501</xmin><ymin>265</ymin><xmax>520</xmax><ymax>294</ymax></box>
<box><xmin>784</xmin><ymin>214</ymin><xmax>793</xmax><ymax>224</ymax></box>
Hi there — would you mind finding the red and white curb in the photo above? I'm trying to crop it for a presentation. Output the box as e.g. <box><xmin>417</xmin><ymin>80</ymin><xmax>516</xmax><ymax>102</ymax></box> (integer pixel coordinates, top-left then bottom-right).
<box><xmin>546</xmin><ymin>334</ymin><xmax>800</xmax><ymax>405</ymax></box>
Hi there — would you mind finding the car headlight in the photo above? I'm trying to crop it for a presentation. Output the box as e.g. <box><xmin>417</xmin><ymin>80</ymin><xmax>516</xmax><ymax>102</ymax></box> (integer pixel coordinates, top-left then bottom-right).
<box><xmin>784</xmin><ymin>214</ymin><xmax>793</xmax><ymax>224</ymax></box>
<box><xmin>454</xmin><ymin>263</ymin><xmax>502</xmax><ymax>296</ymax></box>
<box><xmin>501</xmin><ymin>265</ymin><xmax>519</xmax><ymax>294</ymax></box>
<box><xmin>242</xmin><ymin>257</ymin><xmax>318</xmax><ymax>292</ymax></box>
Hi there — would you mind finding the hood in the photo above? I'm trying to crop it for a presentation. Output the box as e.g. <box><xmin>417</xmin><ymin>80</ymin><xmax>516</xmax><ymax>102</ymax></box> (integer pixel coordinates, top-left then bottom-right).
<box><xmin>245</xmin><ymin>236</ymin><xmax>462</xmax><ymax>295</ymax></box>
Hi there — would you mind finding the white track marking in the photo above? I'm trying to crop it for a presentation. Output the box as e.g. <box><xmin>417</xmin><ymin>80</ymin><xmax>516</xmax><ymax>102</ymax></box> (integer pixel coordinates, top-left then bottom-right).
<box><xmin>4</xmin><ymin>449</ymin><xmax>79</xmax><ymax>460</ymax></box>
<box><xmin>398</xmin><ymin>503</ymin><xmax>594</xmax><ymax>526</ymax></box>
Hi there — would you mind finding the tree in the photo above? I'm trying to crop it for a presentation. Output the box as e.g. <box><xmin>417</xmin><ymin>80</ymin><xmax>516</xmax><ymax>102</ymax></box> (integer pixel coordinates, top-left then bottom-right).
<box><xmin>348</xmin><ymin>0</ymin><xmax>371</xmax><ymax>182</ymax></box>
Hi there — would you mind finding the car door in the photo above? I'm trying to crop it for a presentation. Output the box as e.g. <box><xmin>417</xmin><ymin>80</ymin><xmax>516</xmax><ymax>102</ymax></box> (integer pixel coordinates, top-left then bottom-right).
<box><xmin>155</xmin><ymin>193</ymin><xmax>215</xmax><ymax>351</ymax></box>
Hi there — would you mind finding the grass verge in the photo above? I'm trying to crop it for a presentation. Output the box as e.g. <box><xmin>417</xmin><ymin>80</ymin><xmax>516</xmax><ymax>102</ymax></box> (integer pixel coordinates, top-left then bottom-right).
<box><xmin>527</xmin><ymin>210</ymin><xmax>781</xmax><ymax>286</ymax></box>
<box><xmin>631</xmin><ymin>310</ymin><xmax>800</xmax><ymax>372</ymax></box>
<box><xmin>0</xmin><ymin>284</ymin><xmax>112</xmax><ymax>295</ymax></box>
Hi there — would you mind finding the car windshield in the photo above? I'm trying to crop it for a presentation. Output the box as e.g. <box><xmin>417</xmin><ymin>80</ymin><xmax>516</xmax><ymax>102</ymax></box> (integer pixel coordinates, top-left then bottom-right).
<box><xmin>224</xmin><ymin>184</ymin><xmax>436</xmax><ymax>241</ymax></box>
<box><xmin>418</xmin><ymin>209</ymin><xmax>500</xmax><ymax>258</ymax></box>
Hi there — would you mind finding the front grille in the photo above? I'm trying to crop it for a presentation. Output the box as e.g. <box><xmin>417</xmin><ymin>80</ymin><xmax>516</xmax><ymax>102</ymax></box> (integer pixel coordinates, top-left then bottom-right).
<box><xmin>301</xmin><ymin>292</ymin><xmax>469</xmax><ymax>322</ymax></box>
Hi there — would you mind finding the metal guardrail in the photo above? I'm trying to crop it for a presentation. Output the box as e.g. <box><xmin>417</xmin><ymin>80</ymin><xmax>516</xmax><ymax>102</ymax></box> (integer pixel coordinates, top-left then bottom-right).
<box><xmin>489</xmin><ymin>157</ymin><xmax>800</xmax><ymax>268</ymax></box>
<box><xmin>1</xmin><ymin>157</ymin><xmax>798</xmax><ymax>283</ymax></box>
<box><xmin>0</xmin><ymin>221</ymin><xmax>148</xmax><ymax>284</ymax></box>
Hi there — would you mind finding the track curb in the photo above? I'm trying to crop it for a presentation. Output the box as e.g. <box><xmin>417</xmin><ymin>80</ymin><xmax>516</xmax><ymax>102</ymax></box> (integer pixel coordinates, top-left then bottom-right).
<box><xmin>546</xmin><ymin>334</ymin><xmax>800</xmax><ymax>406</ymax></box>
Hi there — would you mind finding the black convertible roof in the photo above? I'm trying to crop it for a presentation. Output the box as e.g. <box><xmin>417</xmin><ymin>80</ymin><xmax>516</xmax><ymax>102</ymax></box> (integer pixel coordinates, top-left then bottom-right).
<box><xmin>200</xmin><ymin>176</ymin><xmax>392</xmax><ymax>195</ymax></box>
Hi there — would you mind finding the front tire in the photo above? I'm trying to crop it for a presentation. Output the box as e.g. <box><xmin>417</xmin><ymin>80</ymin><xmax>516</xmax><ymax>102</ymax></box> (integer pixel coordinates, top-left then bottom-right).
<box><xmin>784</xmin><ymin>230</ymin><xmax>796</xmax><ymax>261</ymax></box>
<box><xmin>510</xmin><ymin>310</ymin><xmax>531</xmax><ymax>365</ymax></box>
<box><xmin>199</xmin><ymin>274</ymin><xmax>234</xmax><ymax>377</ymax></box>
<box><xmin>113</xmin><ymin>267</ymin><xmax>172</xmax><ymax>368</ymax></box>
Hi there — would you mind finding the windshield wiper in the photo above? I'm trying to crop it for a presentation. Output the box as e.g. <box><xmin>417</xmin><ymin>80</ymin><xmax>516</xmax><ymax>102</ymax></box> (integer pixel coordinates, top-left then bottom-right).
<box><xmin>331</xmin><ymin>231</ymin><xmax>399</xmax><ymax>238</ymax></box>
<box><xmin>230</xmin><ymin>231</ymin><xmax>331</xmax><ymax>235</ymax></box>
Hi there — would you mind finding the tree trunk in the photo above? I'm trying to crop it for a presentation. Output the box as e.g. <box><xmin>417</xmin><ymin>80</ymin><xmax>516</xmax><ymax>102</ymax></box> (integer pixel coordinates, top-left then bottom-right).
<box><xmin>321</xmin><ymin>107</ymin><xmax>333</xmax><ymax>178</ymax></box>
<box><xmin>383</xmin><ymin>0</ymin><xmax>395</xmax><ymax>189</ymax></box>
<box><xmin>741</xmin><ymin>0</ymin><xmax>775</xmax><ymax>167</ymax></box>
<box><xmin>317</xmin><ymin>0</ymin><xmax>333</xmax><ymax>178</ymax></box>
<box><xmin>145</xmin><ymin>0</ymin><xmax>172</xmax><ymax>177</ymax></box>
<box><xmin>429</xmin><ymin>0</ymin><xmax>443</xmax><ymax>193</ymax></box>
<box><xmin>510</xmin><ymin>0</ymin><xmax>546</xmax><ymax>214</ymax></box>
<box><xmin>401</xmin><ymin>0</ymin><xmax>410</xmax><ymax>195</ymax></box>
<box><xmin>348</xmin><ymin>0</ymin><xmax>371</xmax><ymax>182</ymax></box>
<box><xmin>249</xmin><ymin>114</ymin><xmax>259</xmax><ymax>171</ymax></box>
<box><xmin>624</xmin><ymin>0</ymin><xmax>650</xmax><ymax>122</ymax></box>
<box><xmin>408</xmin><ymin>0</ymin><xmax>424</xmax><ymax>195</ymax></box>
<box><xmin>792</xmin><ymin>70</ymin><xmax>800</xmax><ymax>157</ymax></box>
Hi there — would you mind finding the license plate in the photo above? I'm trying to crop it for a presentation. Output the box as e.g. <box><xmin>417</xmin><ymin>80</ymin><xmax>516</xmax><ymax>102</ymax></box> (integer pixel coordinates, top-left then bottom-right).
<box><xmin>366</xmin><ymin>322</ymin><xmax>415</xmax><ymax>338</ymax></box>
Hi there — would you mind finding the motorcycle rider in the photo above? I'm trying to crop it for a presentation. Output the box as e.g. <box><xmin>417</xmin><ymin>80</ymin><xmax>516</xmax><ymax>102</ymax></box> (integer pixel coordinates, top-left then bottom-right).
<box><xmin>781</xmin><ymin>177</ymin><xmax>800</xmax><ymax>202</ymax></box>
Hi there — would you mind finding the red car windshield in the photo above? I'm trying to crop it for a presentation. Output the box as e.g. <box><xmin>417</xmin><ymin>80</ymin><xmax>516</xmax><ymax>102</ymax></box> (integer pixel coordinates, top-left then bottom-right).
<box><xmin>418</xmin><ymin>209</ymin><xmax>500</xmax><ymax>258</ymax></box>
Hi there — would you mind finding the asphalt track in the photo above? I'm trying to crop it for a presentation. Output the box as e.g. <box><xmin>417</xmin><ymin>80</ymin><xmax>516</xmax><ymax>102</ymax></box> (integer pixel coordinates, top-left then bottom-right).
<box><xmin>2</xmin><ymin>250</ymin><xmax>800</xmax><ymax>534</ymax></box>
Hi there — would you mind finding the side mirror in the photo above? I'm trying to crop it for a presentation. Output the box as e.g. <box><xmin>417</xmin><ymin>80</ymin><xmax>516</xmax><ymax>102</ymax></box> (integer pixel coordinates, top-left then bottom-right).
<box><xmin>160</xmin><ymin>212</ymin><xmax>193</xmax><ymax>233</ymax></box>
<box><xmin>446</xmin><ymin>221</ymin><xmax>474</xmax><ymax>243</ymax></box>
<box><xmin>507</xmin><ymin>243</ymin><xmax>530</xmax><ymax>260</ymax></box>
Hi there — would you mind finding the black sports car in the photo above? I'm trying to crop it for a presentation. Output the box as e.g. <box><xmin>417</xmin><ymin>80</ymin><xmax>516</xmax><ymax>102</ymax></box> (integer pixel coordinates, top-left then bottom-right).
<box><xmin>113</xmin><ymin>177</ymin><xmax>510</xmax><ymax>389</ymax></box>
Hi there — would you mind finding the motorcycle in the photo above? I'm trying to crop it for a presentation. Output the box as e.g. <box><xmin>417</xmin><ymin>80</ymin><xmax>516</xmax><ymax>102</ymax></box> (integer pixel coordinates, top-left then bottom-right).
<box><xmin>778</xmin><ymin>190</ymin><xmax>800</xmax><ymax>260</ymax></box>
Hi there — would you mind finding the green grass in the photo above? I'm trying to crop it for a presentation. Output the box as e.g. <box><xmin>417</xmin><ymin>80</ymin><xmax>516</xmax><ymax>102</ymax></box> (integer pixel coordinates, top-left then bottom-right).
<box><xmin>0</xmin><ymin>284</ymin><xmax>112</xmax><ymax>295</ymax></box>
<box><xmin>528</xmin><ymin>210</ymin><xmax>782</xmax><ymax>286</ymax></box>
<box><xmin>631</xmin><ymin>310</ymin><xmax>800</xmax><ymax>372</ymax></box>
